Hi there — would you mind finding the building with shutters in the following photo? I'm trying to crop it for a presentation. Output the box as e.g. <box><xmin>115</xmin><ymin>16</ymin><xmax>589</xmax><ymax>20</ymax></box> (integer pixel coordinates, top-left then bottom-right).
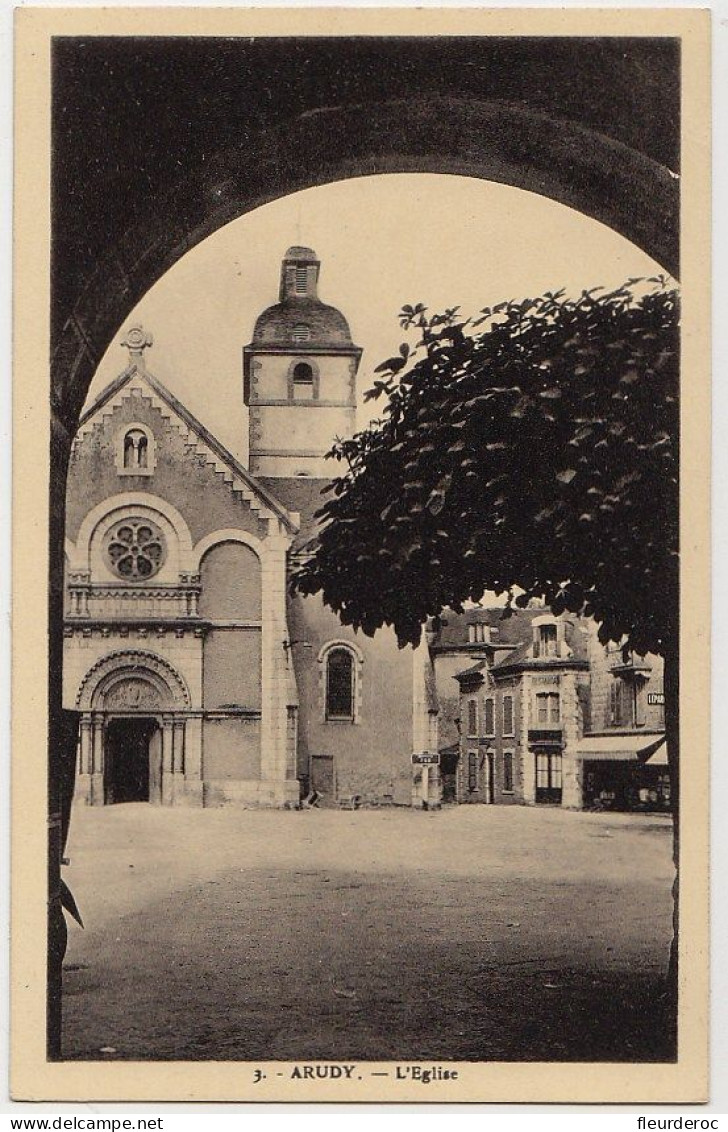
<box><xmin>63</xmin><ymin>248</ymin><xmax>437</xmax><ymax>809</ymax></box>
<box><xmin>441</xmin><ymin>608</ymin><xmax>668</xmax><ymax>810</ymax></box>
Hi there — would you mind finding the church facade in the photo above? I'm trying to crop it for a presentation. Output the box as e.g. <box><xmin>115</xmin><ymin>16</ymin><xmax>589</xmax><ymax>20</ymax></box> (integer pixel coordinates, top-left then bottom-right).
<box><xmin>63</xmin><ymin>248</ymin><xmax>436</xmax><ymax>809</ymax></box>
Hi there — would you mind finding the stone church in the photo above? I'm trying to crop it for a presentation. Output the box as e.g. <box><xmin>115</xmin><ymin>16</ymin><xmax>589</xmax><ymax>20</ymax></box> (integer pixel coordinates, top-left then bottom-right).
<box><xmin>63</xmin><ymin>247</ymin><xmax>437</xmax><ymax>809</ymax></box>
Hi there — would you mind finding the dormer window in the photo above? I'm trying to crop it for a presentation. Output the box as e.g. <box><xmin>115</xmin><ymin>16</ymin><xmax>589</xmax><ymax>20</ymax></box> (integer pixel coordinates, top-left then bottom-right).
<box><xmin>534</xmin><ymin>624</ymin><xmax>558</xmax><ymax>658</ymax></box>
<box><xmin>116</xmin><ymin>423</ymin><xmax>155</xmax><ymax>475</ymax></box>
<box><xmin>292</xmin><ymin>324</ymin><xmax>311</xmax><ymax>343</ymax></box>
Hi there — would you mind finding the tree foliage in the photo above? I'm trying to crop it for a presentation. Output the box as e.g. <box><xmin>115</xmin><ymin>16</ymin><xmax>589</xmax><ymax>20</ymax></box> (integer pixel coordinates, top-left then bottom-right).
<box><xmin>292</xmin><ymin>281</ymin><xmax>679</xmax><ymax>656</ymax></box>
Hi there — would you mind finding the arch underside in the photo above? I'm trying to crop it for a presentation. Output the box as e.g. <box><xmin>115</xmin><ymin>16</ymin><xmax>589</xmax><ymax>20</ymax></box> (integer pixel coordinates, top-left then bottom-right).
<box><xmin>53</xmin><ymin>96</ymin><xmax>677</xmax><ymax>433</ymax></box>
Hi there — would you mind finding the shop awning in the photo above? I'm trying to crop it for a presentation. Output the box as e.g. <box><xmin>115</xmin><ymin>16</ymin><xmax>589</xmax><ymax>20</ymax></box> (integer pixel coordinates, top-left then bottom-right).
<box><xmin>577</xmin><ymin>734</ymin><xmax>666</xmax><ymax>762</ymax></box>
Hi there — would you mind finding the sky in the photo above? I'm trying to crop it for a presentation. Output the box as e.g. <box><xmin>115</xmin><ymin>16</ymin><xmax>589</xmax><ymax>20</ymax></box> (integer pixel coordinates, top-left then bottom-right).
<box><xmin>87</xmin><ymin>173</ymin><xmax>665</xmax><ymax>464</ymax></box>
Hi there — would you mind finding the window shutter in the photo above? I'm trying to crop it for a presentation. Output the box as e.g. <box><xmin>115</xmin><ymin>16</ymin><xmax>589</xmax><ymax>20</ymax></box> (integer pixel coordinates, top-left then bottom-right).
<box><xmin>503</xmin><ymin>751</ymin><xmax>514</xmax><ymax>793</ymax></box>
<box><xmin>634</xmin><ymin>683</ymin><xmax>645</xmax><ymax>727</ymax></box>
<box><xmin>503</xmin><ymin>695</ymin><xmax>514</xmax><ymax>735</ymax></box>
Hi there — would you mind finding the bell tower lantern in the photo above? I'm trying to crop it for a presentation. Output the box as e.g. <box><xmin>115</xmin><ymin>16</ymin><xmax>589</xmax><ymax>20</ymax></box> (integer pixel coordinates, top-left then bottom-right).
<box><xmin>243</xmin><ymin>247</ymin><xmax>362</xmax><ymax>478</ymax></box>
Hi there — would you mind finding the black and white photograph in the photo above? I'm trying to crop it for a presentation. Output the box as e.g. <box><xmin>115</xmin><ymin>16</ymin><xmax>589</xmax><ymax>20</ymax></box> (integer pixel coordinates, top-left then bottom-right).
<box><xmin>10</xmin><ymin>7</ymin><xmax>711</xmax><ymax>1105</ymax></box>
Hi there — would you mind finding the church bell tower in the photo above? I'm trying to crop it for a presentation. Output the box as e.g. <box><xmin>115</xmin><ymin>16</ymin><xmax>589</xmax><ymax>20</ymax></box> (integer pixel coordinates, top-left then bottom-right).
<box><xmin>243</xmin><ymin>246</ymin><xmax>362</xmax><ymax>478</ymax></box>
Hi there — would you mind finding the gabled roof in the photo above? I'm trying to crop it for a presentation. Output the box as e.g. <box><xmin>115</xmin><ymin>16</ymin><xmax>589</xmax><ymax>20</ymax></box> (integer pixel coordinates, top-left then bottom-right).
<box><xmin>77</xmin><ymin>365</ymin><xmax>299</xmax><ymax>534</ymax></box>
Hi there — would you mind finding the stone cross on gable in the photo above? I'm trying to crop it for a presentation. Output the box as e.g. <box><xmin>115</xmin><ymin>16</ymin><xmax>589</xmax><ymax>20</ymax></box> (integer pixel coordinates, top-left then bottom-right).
<box><xmin>121</xmin><ymin>324</ymin><xmax>153</xmax><ymax>367</ymax></box>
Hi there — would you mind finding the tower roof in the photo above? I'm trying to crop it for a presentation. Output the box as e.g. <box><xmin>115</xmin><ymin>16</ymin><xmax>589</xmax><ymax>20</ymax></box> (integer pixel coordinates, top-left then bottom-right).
<box><xmin>251</xmin><ymin>298</ymin><xmax>354</xmax><ymax>347</ymax></box>
<box><xmin>247</xmin><ymin>245</ymin><xmax>357</xmax><ymax>350</ymax></box>
<box><xmin>283</xmin><ymin>245</ymin><xmax>318</xmax><ymax>261</ymax></box>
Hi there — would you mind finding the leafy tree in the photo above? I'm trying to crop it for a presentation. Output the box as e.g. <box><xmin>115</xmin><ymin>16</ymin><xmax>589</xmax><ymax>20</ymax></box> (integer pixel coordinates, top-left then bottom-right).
<box><xmin>294</xmin><ymin>281</ymin><xmax>678</xmax><ymax>657</ymax></box>
<box><xmin>293</xmin><ymin>280</ymin><xmax>680</xmax><ymax>1014</ymax></box>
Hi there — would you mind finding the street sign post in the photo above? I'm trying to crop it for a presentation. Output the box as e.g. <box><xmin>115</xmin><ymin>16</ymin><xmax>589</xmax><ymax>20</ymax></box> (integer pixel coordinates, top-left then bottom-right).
<box><xmin>412</xmin><ymin>752</ymin><xmax>439</xmax><ymax>808</ymax></box>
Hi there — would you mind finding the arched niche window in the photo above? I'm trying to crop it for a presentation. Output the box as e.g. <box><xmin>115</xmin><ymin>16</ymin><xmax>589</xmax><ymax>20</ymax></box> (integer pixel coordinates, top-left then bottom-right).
<box><xmin>116</xmin><ymin>423</ymin><xmax>155</xmax><ymax>475</ymax></box>
<box><xmin>319</xmin><ymin>641</ymin><xmax>363</xmax><ymax>723</ymax></box>
<box><xmin>288</xmin><ymin>358</ymin><xmax>319</xmax><ymax>402</ymax></box>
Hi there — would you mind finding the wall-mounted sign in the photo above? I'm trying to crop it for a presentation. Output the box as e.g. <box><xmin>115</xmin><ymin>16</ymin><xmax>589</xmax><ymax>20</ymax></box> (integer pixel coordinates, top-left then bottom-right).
<box><xmin>412</xmin><ymin>752</ymin><xmax>440</xmax><ymax>766</ymax></box>
<box><xmin>648</xmin><ymin>692</ymin><xmax>665</xmax><ymax>705</ymax></box>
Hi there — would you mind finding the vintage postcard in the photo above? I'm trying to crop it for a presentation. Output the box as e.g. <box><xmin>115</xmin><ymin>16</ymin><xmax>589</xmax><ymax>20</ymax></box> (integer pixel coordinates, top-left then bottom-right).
<box><xmin>11</xmin><ymin>6</ymin><xmax>711</xmax><ymax>1104</ymax></box>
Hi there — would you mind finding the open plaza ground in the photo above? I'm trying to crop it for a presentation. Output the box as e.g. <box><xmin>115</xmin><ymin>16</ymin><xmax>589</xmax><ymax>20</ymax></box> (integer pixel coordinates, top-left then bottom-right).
<box><xmin>61</xmin><ymin>803</ymin><xmax>675</xmax><ymax>1062</ymax></box>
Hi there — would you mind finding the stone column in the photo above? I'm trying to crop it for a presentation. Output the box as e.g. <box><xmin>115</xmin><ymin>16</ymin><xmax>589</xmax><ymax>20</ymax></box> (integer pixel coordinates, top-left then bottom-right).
<box><xmin>161</xmin><ymin>718</ymin><xmax>174</xmax><ymax>806</ymax></box>
<box><xmin>89</xmin><ymin>716</ymin><xmax>105</xmax><ymax>805</ymax></box>
<box><xmin>75</xmin><ymin>715</ymin><xmax>93</xmax><ymax>803</ymax></box>
<box><xmin>171</xmin><ymin>718</ymin><xmax>186</xmax><ymax>804</ymax></box>
<box><xmin>182</xmin><ymin>713</ymin><xmax>204</xmax><ymax>806</ymax></box>
<box><xmin>260</xmin><ymin>526</ymin><xmax>297</xmax><ymax>806</ymax></box>
<box><xmin>172</xmin><ymin>719</ymin><xmax>185</xmax><ymax>773</ymax></box>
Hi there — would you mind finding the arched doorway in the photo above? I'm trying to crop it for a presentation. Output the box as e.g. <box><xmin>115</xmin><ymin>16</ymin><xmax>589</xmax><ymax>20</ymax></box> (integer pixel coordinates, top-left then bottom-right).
<box><xmin>104</xmin><ymin>717</ymin><xmax>160</xmax><ymax>805</ymax></box>
<box><xmin>75</xmin><ymin>651</ymin><xmax>193</xmax><ymax>807</ymax></box>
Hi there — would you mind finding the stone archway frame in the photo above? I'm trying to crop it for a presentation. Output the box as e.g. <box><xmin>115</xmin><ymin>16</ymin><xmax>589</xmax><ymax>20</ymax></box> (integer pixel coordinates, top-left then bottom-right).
<box><xmin>75</xmin><ymin>649</ymin><xmax>192</xmax><ymax>713</ymax></box>
<box><xmin>54</xmin><ymin>94</ymin><xmax>678</xmax><ymax>432</ymax></box>
<box><xmin>70</xmin><ymin>492</ymin><xmax>195</xmax><ymax>576</ymax></box>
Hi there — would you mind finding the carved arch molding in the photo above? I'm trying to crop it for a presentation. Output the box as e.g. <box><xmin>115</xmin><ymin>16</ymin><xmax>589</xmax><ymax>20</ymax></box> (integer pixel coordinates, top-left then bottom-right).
<box><xmin>76</xmin><ymin>650</ymin><xmax>192</xmax><ymax>712</ymax></box>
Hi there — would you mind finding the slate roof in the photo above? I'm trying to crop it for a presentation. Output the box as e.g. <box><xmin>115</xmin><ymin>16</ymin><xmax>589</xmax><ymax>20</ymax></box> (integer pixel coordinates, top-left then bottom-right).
<box><xmin>432</xmin><ymin>607</ymin><xmax>551</xmax><ymax>651</ymax></box>
<box><xmin>250</xmin><ymin>297</ymin><xmax>357</xmax><ymax>349</ymax></box>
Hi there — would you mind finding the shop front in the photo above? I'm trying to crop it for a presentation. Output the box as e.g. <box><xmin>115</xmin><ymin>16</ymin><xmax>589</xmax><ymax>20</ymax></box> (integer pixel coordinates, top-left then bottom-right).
<box><xmin>578</xmin><ymin>733</ymin><xmax>669</xmax><ymax>812</ymax></box>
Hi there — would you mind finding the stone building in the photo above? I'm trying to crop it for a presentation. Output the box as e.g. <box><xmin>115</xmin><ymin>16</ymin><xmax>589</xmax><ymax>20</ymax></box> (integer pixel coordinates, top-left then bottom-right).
<box><xmin>439</xmin><ymin>608</ymin><xmax>668</xmax><ymax>810</ymax></box>
<box><xmin>63</xmin><ymin>248</ymin><xmax>436</xmax><ymax>809</ymax></box>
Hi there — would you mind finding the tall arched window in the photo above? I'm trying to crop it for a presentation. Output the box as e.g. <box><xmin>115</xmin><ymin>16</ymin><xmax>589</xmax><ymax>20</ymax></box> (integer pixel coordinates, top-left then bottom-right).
<box><xmin>325</xmin><ymin>647</ymin><xmax>355</xmax><ymax>721</ymax></box>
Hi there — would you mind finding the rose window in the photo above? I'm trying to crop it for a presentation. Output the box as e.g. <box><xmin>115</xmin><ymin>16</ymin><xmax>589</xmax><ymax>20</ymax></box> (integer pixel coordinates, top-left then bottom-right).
<box><xmin>103</xmin><ymin>518</ymin><xmax>166</xmax><ymax>580</ymax></box>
